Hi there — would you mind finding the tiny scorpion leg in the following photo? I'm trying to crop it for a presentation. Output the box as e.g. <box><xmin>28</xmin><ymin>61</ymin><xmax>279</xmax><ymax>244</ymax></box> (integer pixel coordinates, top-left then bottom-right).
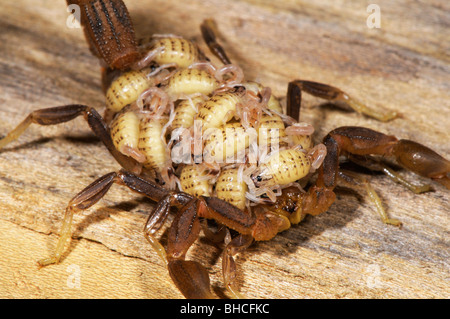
<box><xmin>0</xmin><ymin>105</ymin><xmax>141</xmax><ymax>174</ymax></box>
<box><xmin>287</xmin><ymin>80</ymin><xmax>398</xmax><ymax>122</ymax></box>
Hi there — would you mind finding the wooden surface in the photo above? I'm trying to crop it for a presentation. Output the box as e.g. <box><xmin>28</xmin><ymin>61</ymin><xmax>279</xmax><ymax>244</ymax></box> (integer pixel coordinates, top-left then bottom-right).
<box><xmin>0</xmin><ymin>0</ymin><xmax>449</xmax><ymax>299</ymax></box>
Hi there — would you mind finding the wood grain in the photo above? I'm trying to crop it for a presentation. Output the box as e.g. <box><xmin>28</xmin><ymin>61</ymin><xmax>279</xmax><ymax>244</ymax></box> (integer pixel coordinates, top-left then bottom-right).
<box><xmin>0</xmin><ymin>0</ymin><xmax>448</xmax><ymax>299</ymax></box>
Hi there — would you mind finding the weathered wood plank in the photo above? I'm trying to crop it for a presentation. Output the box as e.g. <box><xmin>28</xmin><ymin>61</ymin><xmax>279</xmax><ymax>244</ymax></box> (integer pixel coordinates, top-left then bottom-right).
<box><xmin>0</xmin><ymin>0</ymin><xmax>448</xmax><ymax>299</ymax></box>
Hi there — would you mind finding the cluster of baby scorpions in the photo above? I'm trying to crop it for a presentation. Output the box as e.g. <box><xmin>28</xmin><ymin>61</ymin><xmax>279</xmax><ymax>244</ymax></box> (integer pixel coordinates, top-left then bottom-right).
<box><xmin>1</xmin><ymin>0</ymin><xmax>449</xmax><ymax>299</ymax></box>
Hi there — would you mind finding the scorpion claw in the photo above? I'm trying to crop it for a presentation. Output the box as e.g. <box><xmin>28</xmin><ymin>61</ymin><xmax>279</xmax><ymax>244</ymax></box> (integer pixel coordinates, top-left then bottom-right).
<box><xmin>392</xmin><ymin>139</ymin><xmax>450</xmax><ymax>189</ymax></box>
<box><xmin>168</xmin><ymin>260</ymin><xmax>215</xmax><ymax>299</ymax></box>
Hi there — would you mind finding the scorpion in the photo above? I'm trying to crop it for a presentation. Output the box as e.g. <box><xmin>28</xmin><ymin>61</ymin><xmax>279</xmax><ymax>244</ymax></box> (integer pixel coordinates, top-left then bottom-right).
<box><xmin>0</xmin><ymin>0</ymin><xmax>449</xmax><ymax>299</ymax></box>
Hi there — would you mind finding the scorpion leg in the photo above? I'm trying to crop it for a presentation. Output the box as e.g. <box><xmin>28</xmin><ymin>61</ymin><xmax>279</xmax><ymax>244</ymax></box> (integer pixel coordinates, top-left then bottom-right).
<box><xmin>287</xmin><ymin>80</ymin><xmax>398</xmax><ymax>122</ymax></box>
<box><xmin>338</xmin><ymin>169</ymin><xmax>402</xmax><ymax>226</ymax></box>
<box><xmin>200</xmin><ymin>19</ymin><xmax>232</xmax><ymax>65</ymax></box>
<box><xmin>38</xmin><ymin>172</ymin><xmax>118</xmax><ymax>266</ymax></box>
<box><xmin>142</xmin><ymin>191</ymin><xmax>194</xmax><ymax>264</ymax></box>
<box><xmin>222</xmin><ymin>233</ymin><xmax>253</xmax><ymax>299</ymax></box>
<box><xmin>302</xmin><ymin>126</ymin><xmax>450</xmax><ymax>225</ymax></box>
<box><xmin>0</xmin><ymin>105</ymin><xmax>141</xmax><ymax>174</ymax></box>
<box><xmin>347</xmin><ymin>154</ymin><xmax>432</xmax><ymax>194</ymax></box>
<box><xmin>38</xmin><ymin>169</ymin><xmax>178</xmax><ymax>266</ymax></box>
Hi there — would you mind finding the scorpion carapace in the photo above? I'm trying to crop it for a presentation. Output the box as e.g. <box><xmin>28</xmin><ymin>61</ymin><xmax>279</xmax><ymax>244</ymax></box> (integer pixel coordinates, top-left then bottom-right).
<box><xmin>0</xmin><ymin>0</ymin><xmax>449</xmax><ymax>299</ymax></box>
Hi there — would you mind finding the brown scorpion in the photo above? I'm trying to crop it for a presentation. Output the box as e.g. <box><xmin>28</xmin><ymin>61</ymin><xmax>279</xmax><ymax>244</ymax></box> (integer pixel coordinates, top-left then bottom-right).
<box><xmin>0</xmin><ymin>0</ymin><xmax>448</xmax><ymax>299</ymax></box>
